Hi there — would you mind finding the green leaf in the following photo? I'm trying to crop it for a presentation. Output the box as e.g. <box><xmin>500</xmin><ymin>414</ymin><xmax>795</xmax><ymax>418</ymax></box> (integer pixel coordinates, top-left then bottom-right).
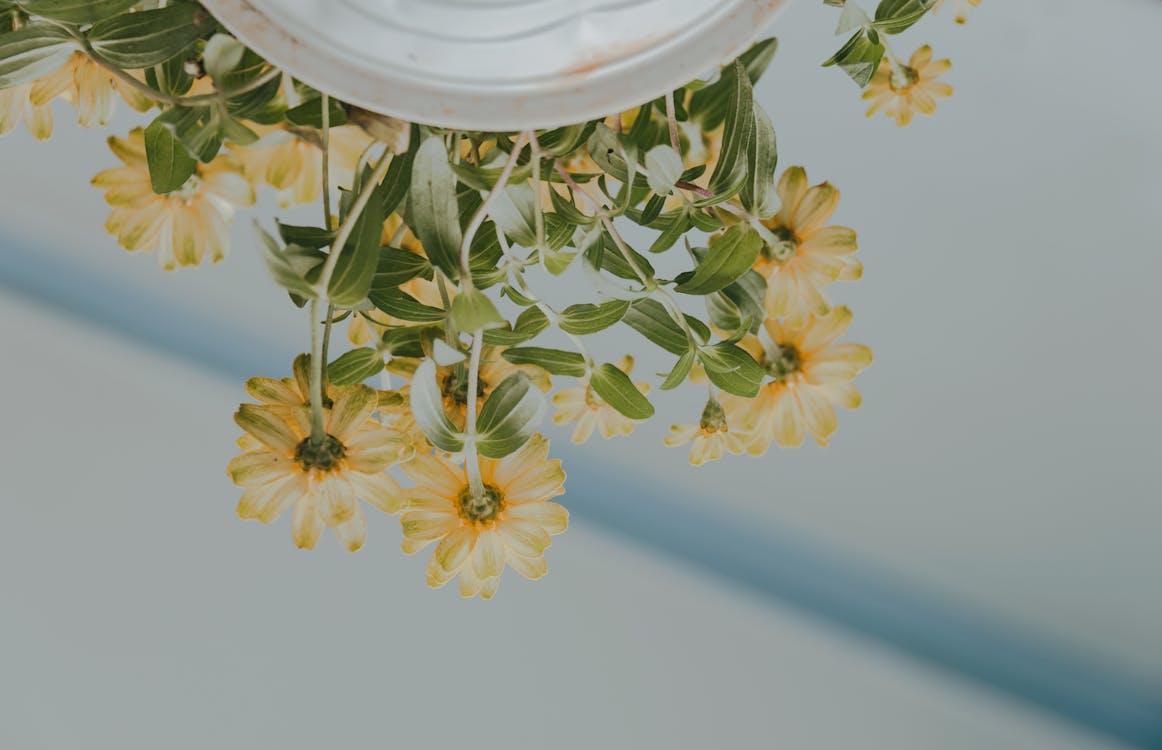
<box><xmin>873</xmin><ymin>0</ymin><xmax>935</xmax><ymax>34</ymax></box>
<box><xmin>371</xmin><ymin>247</ymin><xmax>430</xmax><ymax>290</ymax></box>
<box><xmin>20</xmin><ymin>0</ymin><xmax>138</xmax><ymax>23</ymax></box>
<box><xmin>585</xmin><ymin>123</ymin><xmax>631</xmax><ymax>183</ymax></box>
<box><xmin>409</xmin><ymin>135</ymin><xmax>463</xmax><ymax>279</ymax></box>
<box><xmin>648</xmin><ymin>210</ymin><xmax>690</xmax><ymax>254</ymax></box>
<box><xmin>255</xmin><ymin>224</ymin><xmax>318</xmax><ymax>299</ymax></box>
<box><xmin>450</xmin><ymin>285</ymin><xmax>505</xmax><ymax>332</ymax></box>
<box><xmin>89</xmin><ymin>5</ymin><xmax>215</xmax><ymax>69</ymax></box>
<box><xmin>590</xmin><ymin>363</ymin><xmax>654</xmax><ymax>419</ymax></box>
<box><xmin>547</xmin><ymin>186</ymin><xmax>594</xmax><ymax>226</ymax></box>
<box><xmin>741</xmin><ymin>106</ymin><xmax>778</xmax><ymax>218</ymax></box>
<box><xmin>645</xmin><ymin>144</ymin><xmax>684</xmax><ymax>195</ymax></box>
<box><xmin>489</xmin><ymin>183</ymin><xmax>538</xmax><ymax>248</ymax></box>
<box><xmin>674</xmin><ymin>224</ymin><xmax>763</xmax><ymax>295</ymax></box>
<box><xmin>202</xmin><ymin>33</ymin><xmax>246</xmax><ymax>80</ymax></box>
<box><xmin>0</xmin><ymin>23</ymin><xmax>74</xmax><ymax>89</ymax></box>
<box><xmin>502</xmin><ymin>347</ymin><xmax>587</xmax><ymax>378</ymax></box>
<box><xmin>368</xmin><ymin>290</ymin><xmax>446</xmax><ymax>323</ymax></box>
<box><xmin>823</xmin><ymin>29</ymin><xmax>885</xmax><ymax>88</ymax></box>
<box><xmin>328</xmin><ymin>171</ymin><xmax>387</xmax><ymax>307</ymax></box>
<box><xmin>622</xmin><ymin>299</ymin><xmax>706</xmax><ymax>355</ymax></box>
<box><xmin>410</xmin><ymin>360</ymin><xmax>465</xmax><ymax>453</ymax></box>
<box><xmin>285</xmin><ymin>96</ymin><xmax>348</xmax><ymax>128</ymax></box>
<box><xmin>483</xmin><ymin>306</ymin><xmax>549</xmax><ymax>346</ymax></box>
<box><xmin>707</xmin><ymin>61</ymin><xmax>755</xmax><ymax>196</ymax></box>
<box><xmin>740</xmin><ymin>37</ymin><xmax>779</xmax><ymax>84</ymax></box>
<box><xmin>381</xmin><ymin>134</ymin><xmax>417</xmax><ymax>217</ymax></box>
<box><xmin>661</xmin><ymin>349</ymin><xmax>696</xmax><ymax>391</ymax></box>
<box><xmin>328</xmin><ymin>347</ymin><xmax>384</xmax><ymax>385</ymax></box>
<box><xmin>277</xmin><ymin>222</ymin><xmax>334</xmax><ymax>250</ymax></box>
<box><xmin>699</xmin><ymin>342</ymin><xmax>765</xmax><ymax>397</ymax></box>
<box><xmin>720</xmin><ymin>269</ymin><xmax>767</xmax><ymax>331</ymax></box>
<box><xmin>558</xmin><ymin>299</ymin><xmax>631</xmax><ymax>335</ymax></box>
<box><xmin>144</xmin><ymin>116</ymin><xmax>197</xmax><ymax>194</ymax></box>
<box><xmin>475</xmin><ymin>373</ymin><xmax>546</xmax><ymax>459</ymax></box>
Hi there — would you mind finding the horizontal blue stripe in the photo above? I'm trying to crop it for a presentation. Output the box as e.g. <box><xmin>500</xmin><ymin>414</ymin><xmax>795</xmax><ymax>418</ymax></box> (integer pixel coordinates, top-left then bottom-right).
<box><xmin>2</xmin><ymin>233</ymin><xmax>1160</xmax><ymax>748</ymax></box>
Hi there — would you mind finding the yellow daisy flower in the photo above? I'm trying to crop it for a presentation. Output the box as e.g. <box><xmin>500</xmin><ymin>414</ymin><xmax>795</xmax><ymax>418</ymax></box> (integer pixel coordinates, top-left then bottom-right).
<box><xmin>92</xmin><ymin>127</ymin><xmax>256</xmax><ymax>269</ymax></box>
<box><xmin>863</xmin><ymin>45</ymin><xmax>953</xmax><ymax>127</ymax></box>
<box><xmin>0</xmin><ymin>83</ymin><xmax>53</xmax><ymax>140</ymax></box>
<box><xmin>757</xmin><ymin>167</ymin><xmax>862</xmax><ymax>327</ymax></box>
<box><xmin>30</xmin><ymin>52</ymin><xmax>152</xmax><ymax>128</ymax></box>
<box><xmin>664</xmin><ymin>397</ymin><xmax>747</xmax><ymax>466</ymax></box>
<box><xmin>722</xmin><ymin>307</ymin><xmax>872</xmax><ymax>451</ymax></box>
<box><xmin>228</xmin><ymin>382</ymin><xmax>410</xmax><ymax>552</ymax></box>
<box><xmin>933</xmin><ymin>0</ymin><xmax>980</xmax><ymax>24</ymax></box>
<box><xmin>552</xmin><ymin>355</ymin><xmax>649</xmax><ymax>443</ymax></box>
<box><xmin>399</xmin><ymin>435</ymin><xmax>568</xmax><ymax>599</ymax></box>
<box><xmin>232</xmin><ymin>123</ymin><xmax>373</xmax><ymax>207</ymax></box>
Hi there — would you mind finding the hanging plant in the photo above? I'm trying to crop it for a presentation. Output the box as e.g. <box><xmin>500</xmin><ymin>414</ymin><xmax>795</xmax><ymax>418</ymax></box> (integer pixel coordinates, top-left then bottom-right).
<box><xmin>0</xmin><ymin>0</ymin><xmax>973</xmax><ymax>598</ymax></box>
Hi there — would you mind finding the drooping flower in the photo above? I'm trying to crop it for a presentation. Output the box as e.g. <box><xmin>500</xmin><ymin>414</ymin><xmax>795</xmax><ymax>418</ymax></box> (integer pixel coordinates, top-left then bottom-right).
<box><xmin>0</xmin><ymin>84</ymin><xmax>53</xmax><ymax>140</ymax></box>
<box><xmin>552</xmin><ymin>355</ymin><xmax>649</xmax><ymax>443</ymax></box>
<box><xmin>92</xmin><ymin>127</ymin><xmax>255</xmax><ymax>269</ymax></box>
<box><xmin>722</xmin><ymin>307</ymin><xmax>872</xmax><ymax>451</ymax></box>
<box><xmin>232</xmin><ymin>123</ymin><xmax>373</xmax><ymax>207</ymax></box>
<box><xmin>399</xmin><ymin>435</ymin><xmax>568</xmax><ymax>599</ymax></box>
<box><xmin>664</xmin><ymin>397</ymin><xmax>747</xmax><ymax>466</ymax></box>
<box><xmin>757</xmin><ymin>167</ymin><xmax>862</xmax><ymax>327</ymax></box>
<box><xmin>932</xmin><ymin>0</ymin><xmax>980</xmax><ymax>24</ymax></box>
<box><xmin>30</xmin><ymin>52</ymin><xmax>152</xmax><ymax>128</ymax></box>
<box><xmin>863</xmin><ymin>46</ymin><xmax>953</xmax><ymax>127</ymax></box>
<box><xmin>228</xmin><ymin>381</ymin><xmax>411</xmax><ymax>552</ymax></box>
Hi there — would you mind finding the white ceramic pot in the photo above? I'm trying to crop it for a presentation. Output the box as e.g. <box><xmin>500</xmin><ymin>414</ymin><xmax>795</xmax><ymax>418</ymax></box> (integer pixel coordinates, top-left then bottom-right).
<box><xmin>201</xmin><ymin>0</ymin><xmax>788</xmax><ymax>130</ymax></box>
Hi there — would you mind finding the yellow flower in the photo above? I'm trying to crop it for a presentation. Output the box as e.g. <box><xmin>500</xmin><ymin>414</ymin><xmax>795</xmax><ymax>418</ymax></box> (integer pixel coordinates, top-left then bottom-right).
<box><xmin>30</xmin><ymin>52</ymin><xmax>152</xmax><ymax>128</ymax></box>
<box><xmin>0</xmin><ymin>83</ymin><xmax>53</xmax><ymax>140</ymax></box>
<box><xmin>92</xmin><ymin>127</ymin><xmax>256</xmax><ymax>269</ymax></box>
<box><xmin>229</xmin><ymin>381</ymin><xmax>411</xmax><ymax>552</ymax></box>
<box><xmin>664</xmin><ymin>398</ymin><xmax>747</xmax><ymax>466</ymax></box>
<box><xmin>932</xmin><ymin>0</ymin><xmax>980</xmax><ymax>24</ymax></box>
<box><xmin>399</xmin><ymin>435</ymin><xmax>568</xmax><ymax>599</ymax></box>
<box><xmin>552</xmin><ymin>355</ymin><xmax>649</xmax><ymax>443</ymax></box>
<box><xmin>757</xmin><ymin>167</ymin><xmax>862</xmax><ymax>327</ymax></box>
<box><xmin>232</xmin><ymin>124</ymin><xmax>373</xmax><ymax>207</ymax></box>
<box><xmin>863</xmin><ymin>46</ymin><xmax>953</xmax><ymax>127</ymax></box>
<box><xmin>722</xmin><ymin>307</ymin><xmax>872</xmax><ymax>451</ymax></box>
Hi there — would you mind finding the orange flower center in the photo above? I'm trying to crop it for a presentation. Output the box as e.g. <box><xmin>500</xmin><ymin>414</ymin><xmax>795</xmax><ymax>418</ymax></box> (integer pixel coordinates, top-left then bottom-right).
<box><xmin>764</xmin><ymin>344</ymin><xmax>802</xmax><ymax>383</ymax></box>
<box><xmin>889</xmin><ymin>65</ymin><xmax>919</xmax><ymax>93</ymax></box>
<box><xmin>458</xmin><ymin>483</ymin><xmax>505</xmax><ymax>523</ymax></box>
<box><xmin>763</xmin><ymin>226</ymin><xmax>799</xmax><ymax>264</ymax></box>
<box><xmin>294</xmin><ymin>434</ymin><xmax>347</xmax><ymax>474</ymax></box>
<box><xmin>442</xmin><ymin>366</ymin><xmax>486</xmax><ymax>407</ymax></box>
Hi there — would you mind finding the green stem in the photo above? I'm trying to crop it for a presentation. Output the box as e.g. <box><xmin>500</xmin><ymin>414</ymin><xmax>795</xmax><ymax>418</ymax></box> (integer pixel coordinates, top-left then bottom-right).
<box><xmin>315</xmin><ymin>148</ymin><xmax>393</xmax><ymax>295</ymax></box>
<box><xmin>308</xmin><ymin>298</ymin><xmax>326</xmax><ymax>442</ymax></box>
<box><xmin>528</xmin><ymin>130</ymin><xmax>546</xmax><ymax>251</ymax></box>
<box><xmin>665</xmin><ymin>90</ymin><xmax>680</xmax><ymax>152</ymax></box>
<box><xmin>463</xmin><ymin>332</ymin><xmax>486</xmax><ymax>498</ymax></box>
<box><xmin>320</xmin><ymin>93</ymin><xmax>332</xmax><ymax>226</ymax></box>
<box><xmin>460</xmin><ymin>131</ymin><xmax>530</xmax><ymax>279</ymax></box>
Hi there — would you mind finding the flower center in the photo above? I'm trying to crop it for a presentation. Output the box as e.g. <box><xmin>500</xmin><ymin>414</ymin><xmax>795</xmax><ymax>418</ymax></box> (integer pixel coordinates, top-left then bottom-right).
<box><xmin>458</xmin><ymin>483</ymin><xmax>505</xmax><ymax>523</ymax></box>
<box><xmin>699</xmin><ymin>398</ymin><xmax>728</xmax><ymax>434</ymax></box>
<box><xmin>763</xmin><ymin>226</ymin><xmax>799</xmax><ymax>264</ymax></box>
<box><xmin>442</xmin><ymin>366</ymin><xmax>486</xmax><ymax>407</ymax></box>
<box><xmin>889</xmin><ymin>65</ymin><xmax>919</xmax><ymax>92</ymax></box>
<box><xmin>764</xmin><ymin>344</ymin><xmax>802</xmax><ymax>382</ymax></box>
<box><xmin>294</xmin><ymin>434</ymin><xmax>347</xmax><ymax>473</ymax></box>
<box><xmin>173</xmin><ymin>173</ymin><xmax>203</xmax><ymax>201</ymax></box>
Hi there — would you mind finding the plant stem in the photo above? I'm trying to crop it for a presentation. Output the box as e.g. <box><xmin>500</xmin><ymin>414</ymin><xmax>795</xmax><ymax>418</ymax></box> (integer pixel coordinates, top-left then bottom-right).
<box><xmin>460</xmin><ymin>131</ymin><xmax>530</xmax><ymax>278</ymax></box>
<box><xmin>463</xmin><ymin>332</ymin><xmax>486</xmax><ymax>498</ymax></box>
<box><xmin>320</xmin><ymin>93</ymin><xmax>332</xmax><ymax>226</ymax></box>
<box><xmin>308</xmin><ymin>298</ymin><xmax>326</xmax><ymax>441</ymax></box>
<box><xmin>528</xmin><ymin>130</ymin><xmax>546</xmax><ymax>251</ymax></box>
<box><xmin>665</xmin><ymin>90</ymin><xmax>680</xmax><ymax>151</ymax></box>
<box><xmin>315</xmin><ymin>148</ymin><xmax>393</xmax><ymax>294</ymax></box>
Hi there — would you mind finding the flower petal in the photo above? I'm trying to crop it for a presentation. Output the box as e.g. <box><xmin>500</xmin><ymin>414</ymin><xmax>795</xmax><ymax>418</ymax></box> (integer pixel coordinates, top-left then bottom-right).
<box><xmin>234</xmin><ymin>404</ymin><xmax>299</xmax><ymax>454</ymax></box>
<box><xmin>291</xmin><ymin>496</ymin><xmax>323</xmax><ymax>549</ymax></box>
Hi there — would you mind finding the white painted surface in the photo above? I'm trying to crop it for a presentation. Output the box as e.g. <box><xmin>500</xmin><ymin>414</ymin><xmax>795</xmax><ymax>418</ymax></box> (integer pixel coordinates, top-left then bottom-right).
<box><xmin>0</xmin><ymin>293</ymin><xmax>1126</xmax><ymax>749</ymax></box>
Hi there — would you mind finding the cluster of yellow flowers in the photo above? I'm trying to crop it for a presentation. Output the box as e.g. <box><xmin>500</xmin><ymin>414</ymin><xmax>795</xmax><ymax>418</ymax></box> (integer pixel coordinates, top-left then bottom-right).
<box><xmin>229</xmin><ymin>355</ymin><xmax>568</xmax><ymax>598</ymax></box>
<box><xmin>0</xmin><ymin>0</ymin><xmax>977</xmax><ymax>598</ymax></box>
